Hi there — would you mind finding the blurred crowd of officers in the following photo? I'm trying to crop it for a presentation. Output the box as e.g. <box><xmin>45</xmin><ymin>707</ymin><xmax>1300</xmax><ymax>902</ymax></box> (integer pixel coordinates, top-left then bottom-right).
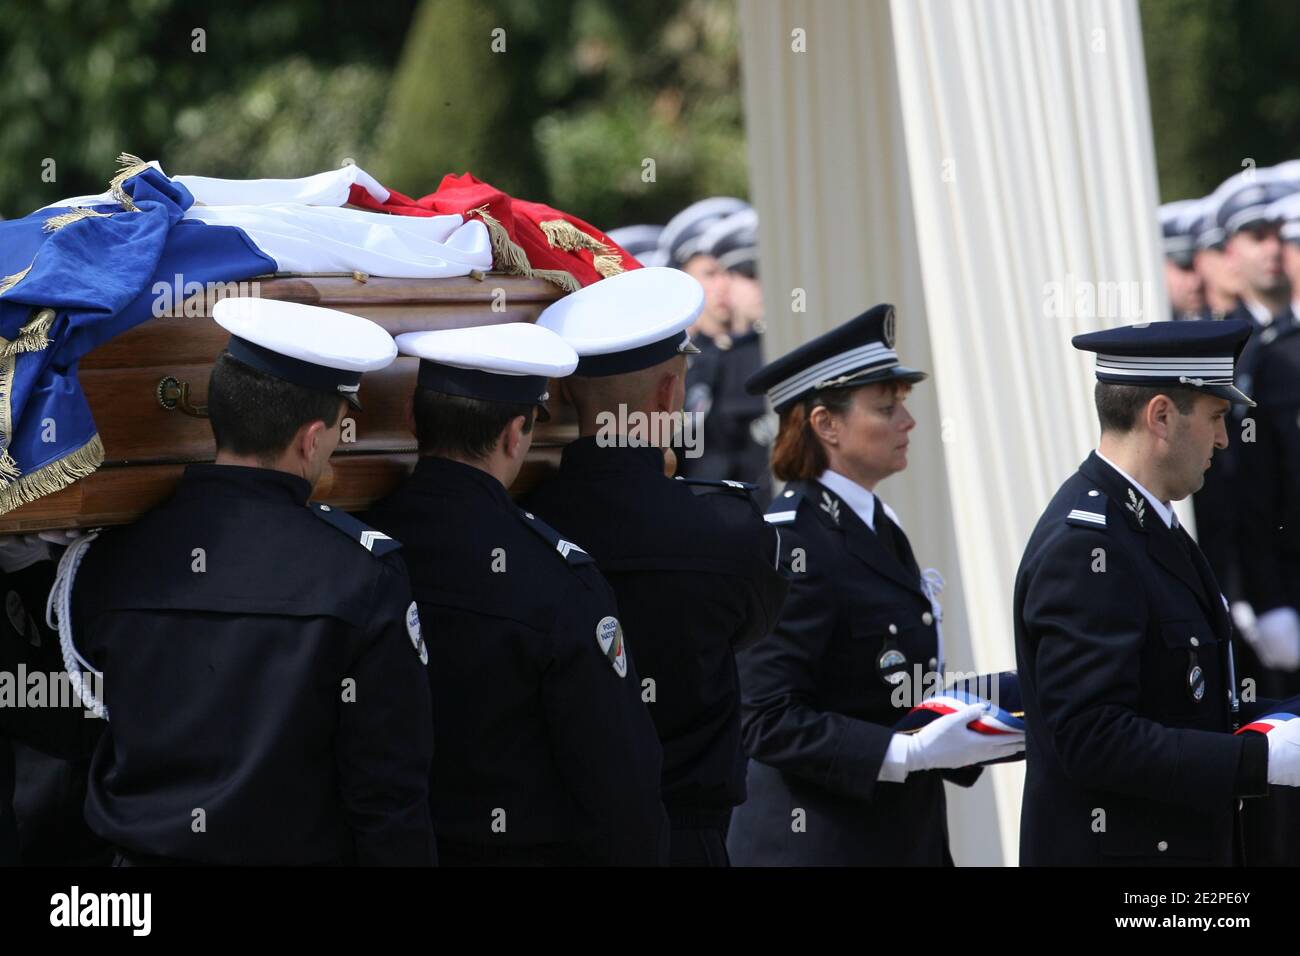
<box><xmin>1160</xmin><ymin>164</ymin><xmax>1300</xmax><ymax>699</ymax></box>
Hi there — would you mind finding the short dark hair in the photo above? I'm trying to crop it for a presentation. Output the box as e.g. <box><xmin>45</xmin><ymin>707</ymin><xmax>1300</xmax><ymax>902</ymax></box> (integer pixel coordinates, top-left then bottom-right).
<box><xmin>412</xmin><ymin>388</ymin><xmax>535</xmax><ymax>461</ymax></box>
<box><xmin>1094</xmin><ymin>381</ymin><xmax>1198</xmax><ymax>433</ymax></box>
<box><xmin>207</xmin><ymin>351</ymin><xmax>346</xmax><ymax>461</ymax></box>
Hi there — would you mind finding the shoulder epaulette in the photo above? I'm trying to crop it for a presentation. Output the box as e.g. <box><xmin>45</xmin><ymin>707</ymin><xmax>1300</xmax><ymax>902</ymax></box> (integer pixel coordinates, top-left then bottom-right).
<box><xmin>308</xmin><ymin>501</ymin><xmax>402</xmax><ymax>556</ymax></box>
<box><xmin>764</xmin><ymin>486</ymin><xmax>805</xmax><ymax>525</ymax></box>
<box><xmin>1065</xmin><ymin>489</ymin><xmax>1108</xmax><ymax>529</ymax></box>
<box><xmin>517</xmin><ymin>509</ymin><xmax>596</xmax><ymax>566</ymax></box>
<box><xmin>674</xmin><ymin>476</ymin><xmax>759</xmax><ymax>497</ymax></box>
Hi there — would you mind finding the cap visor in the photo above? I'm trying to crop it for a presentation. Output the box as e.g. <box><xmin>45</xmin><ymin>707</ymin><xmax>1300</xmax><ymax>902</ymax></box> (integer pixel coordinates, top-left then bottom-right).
<box><xmin>1213</xmin><ymin>384</ymin><xmax>1256</xmax><ymax>407</ymax></box>
<box><xmin>344</xmin><ymin>393</ymin><xmax>363</xmax><ymax>411</ymax></box>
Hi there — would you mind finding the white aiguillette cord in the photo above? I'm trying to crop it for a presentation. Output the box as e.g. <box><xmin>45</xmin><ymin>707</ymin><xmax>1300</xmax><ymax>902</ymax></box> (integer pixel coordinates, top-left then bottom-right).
<box><xmin>44</xmin><ymin>530</ymin><xmax>108</xmax><ymax>720</ymax></box>
<box><xmin>920</xmin><ymin>567</ymin><xmax>946</xmax><ymax>676</ymax></box>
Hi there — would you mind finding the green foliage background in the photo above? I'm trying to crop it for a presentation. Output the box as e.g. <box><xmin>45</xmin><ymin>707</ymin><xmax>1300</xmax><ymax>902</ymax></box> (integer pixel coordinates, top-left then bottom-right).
<box><xmin>0</xmin><ymin>0</ymin><xmax>748</xmax><ymax>227</ymax></box>
<box><xmin>1</xmin><ymin>0</ymin><xmax>1295</xmax><ymax>222</ymax></box>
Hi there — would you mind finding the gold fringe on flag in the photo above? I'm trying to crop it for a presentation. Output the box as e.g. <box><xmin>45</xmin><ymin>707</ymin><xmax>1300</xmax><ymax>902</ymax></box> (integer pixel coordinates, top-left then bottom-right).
<box><xmin>0</xmin><ymin>309</ymin><xmax>57</xmax><ymax>360</ymax></box>
<box><xmin>109</xmin><ymin>152</ymin><xmax>151</xmax><ymax>212</ymax></box>
<box><xmin>0</xmin><ymin>434</ymin><xmax>105</xmax><ymax>515</ymax></box>
<box><xmin>0</xmin><ymin>264</ymin><xmax>31</xmax><ymax>296</ymax></box>
<box><xmin>539</xmin><ymin>219</ymin><xmax>626</xmax><ymax>280</ymax></box>
<box><xmin>592</xmin><ymin>253</ymin><xmax>626</xmax><ymax>279</ymax></box>
<box><xmin>466</xmin><ymin>205</ymin><xmax>582</xmax><ymax>292</ymax></box>
<box><xmin>42</xmin><ymin>206</ymin><xmax>112</xmax><ymax>232</ymax></box>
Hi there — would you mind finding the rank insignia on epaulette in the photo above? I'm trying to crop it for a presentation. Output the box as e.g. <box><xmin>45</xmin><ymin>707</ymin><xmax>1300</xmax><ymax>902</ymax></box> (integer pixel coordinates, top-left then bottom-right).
<box><xmin>309</xmin><ymin>502</ymin><xmax>402</xmax><ymax>556</ymax></box>
<box><xmin>1066</xmin><ymin>489</ymin><xmax>1107</xmax><ymax>528</ymax></box>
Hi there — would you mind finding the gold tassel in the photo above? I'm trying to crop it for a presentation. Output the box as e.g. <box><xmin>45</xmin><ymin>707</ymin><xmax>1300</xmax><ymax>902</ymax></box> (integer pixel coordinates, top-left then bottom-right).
<box><xmin>0</xmin><ymin>433</ymin><xmax>104</xmax><ymax>515</ymax></box>
<box><xmin>466</xmin><ymin>206</ymin><xmax>583</xmax><ymax>292</ymax></box>
<box><xmin>592</xmin><ymin>253</ymin><xmax>626</xmax><ymax>279</ymax></box>
<box><xmin>42</xmin><ymin>206</ymin><xmax>112</xmax><ymax>232</ymax></box>
<box><xmin>0</xmin><ymin>264</ymin><xmax>31</xmax><ymax>295</ymax></box>
<box><xmin>0</xmin><ymin>309</ymin><xmax>57</xmax><ymax>359</ymax></box>
<box><xmin>0</xmin><ymin>449</ymin><xmax>20</xmax><ymax>482</ymax></box>
<box><xmin>109</xmin><ymin>152</ymin><xmax>150</xmax><ymax>212</ymax></box>
<box><xmin>538</xmin><ymin>219</ymin><xmax>612</xmax><ymax>255</ymax></box>
<box><xmin>529</xmin><ymin>269</ymin><xmax>582</xmax><ymax>293</ymax></box>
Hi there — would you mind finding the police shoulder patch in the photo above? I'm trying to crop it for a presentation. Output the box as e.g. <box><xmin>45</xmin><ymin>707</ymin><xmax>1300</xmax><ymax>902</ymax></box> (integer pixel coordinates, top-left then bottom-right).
<box><xmin>1065</xmin><ymin>489</ymin><xmax>1108</xmax><ymax>529</ymax></box>
<box><xmin>406</xmin><ymin>601</ymin><xmax>428</xmax><ymax>665</ymax></box>
<box><xmin>595</xmin><ymin>614</ymin><xmax>628</xmax><ymax>678</ymax></box>
<box><xmin>764</xmin><ymin>485</ymin><xmax>805</xmax><ymax>525</ymax></box>
<box><xmin>308</xmin><ymin>501</ymin><xmax>402</xmax><ymax>556</ymax></box>
<box><xmin>517</xmin><ymin>509</ymin><xmax>595</xmax><ymax>565</ymax></box>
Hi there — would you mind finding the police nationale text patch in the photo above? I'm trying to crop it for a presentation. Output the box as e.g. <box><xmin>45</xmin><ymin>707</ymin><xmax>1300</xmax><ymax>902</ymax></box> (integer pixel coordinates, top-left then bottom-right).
<box><xmin>596</xmin><ymin>615</ymin><xmax>627</xmax><ymax>678</ymax></box>
<box><xmin>406</xmin><ymin>601</ymin><xmax>428</xmax><ymax>665</ymax></box>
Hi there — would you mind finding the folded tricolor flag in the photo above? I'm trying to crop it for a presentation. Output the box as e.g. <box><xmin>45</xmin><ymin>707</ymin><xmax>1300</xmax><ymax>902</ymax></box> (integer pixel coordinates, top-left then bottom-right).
<box><xmin>894</xmin><ymin>671</ymin><xmax>1024</xmax><ymax>761</ymax></box>
<box><xmin>1235</xmin><ymin>696</ymin><xmax>1300</xmax><ymax>736</ymax></box>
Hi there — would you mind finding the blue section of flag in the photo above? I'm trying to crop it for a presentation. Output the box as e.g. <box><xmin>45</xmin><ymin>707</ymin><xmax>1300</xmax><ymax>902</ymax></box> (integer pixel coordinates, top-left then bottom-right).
<box><xmin>0</xmin><ymin>166</ymin><xmax>277</xmax><ymax>510</ymax></box>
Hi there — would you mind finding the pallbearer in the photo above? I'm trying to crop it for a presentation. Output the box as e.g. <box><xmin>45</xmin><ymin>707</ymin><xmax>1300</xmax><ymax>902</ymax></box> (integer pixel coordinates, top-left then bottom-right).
<box><xmin>529</xmin><ymin>267</ymin><xmax>789</xmax><ymax>866</ymax></box>
<box><xmin>58</xmin><ymin>298</ymin><xmax>435</xmax><ymax>866</ymax></box>
<box><xmin>728</xmin><ymin>305</ymin><xmax>1021</xmax><ymax>866</ymax></box>
<box><xmin>366</xmin><ymin>321</ymin><xmax>669</xmax><ymax>866</ymax></box>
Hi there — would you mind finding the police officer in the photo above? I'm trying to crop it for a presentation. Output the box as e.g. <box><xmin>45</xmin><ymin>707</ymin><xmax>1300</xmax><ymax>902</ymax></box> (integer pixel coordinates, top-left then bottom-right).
<box><xmin>55</xmin><ymin>298</ymin><xmax>435</xmax><ymax>866</ymax></box>
<box><xmin>0</xmin><ymin>535</ymin><xmax>102</xmax><ymax>865</ymax></box>
<box><xmin>1015</xmin><ymin>319</ymin><xmax>1300</xmax><ymax>866</ymax></box>
<box><xmin>727</xmin><ymin>305</ymin><xmax>1021</xmax><ymax>866</ymax></box>
<box><xmin>1161</xmin><ymin>199</ymin><xmax>1208</xmax><ymax>321</ymax></box>
<box><xmin>679</xmin><ymin>208</ymin><xmax>774</xmax><ymax>504</ymax></box>
<box><xmin>1238</xmin><ymin>189</ymin><xmax>1300</xmax><ymax>681</ymax></box>
<box><xmin>528</xmin><ymin>266</ymin><xmax>788</xmax><ymax>866</ymax></box>
<box><xmin>365</xmin><ymin>322</ymin><xmax>669</xmax><ymax>866</ymax></box>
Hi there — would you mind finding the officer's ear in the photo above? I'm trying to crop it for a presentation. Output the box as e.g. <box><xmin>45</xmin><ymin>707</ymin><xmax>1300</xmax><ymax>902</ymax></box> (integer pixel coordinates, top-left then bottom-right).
<box><xmin>808</xmin><ymin>404</ymin><xmax>840</xmax><ymax>446</ymax></box>
<box><xmin>501</xmin><ymin>414</ymin><xmax>531</xmax><ymax>461</ymax></box>
<box><xmin>1143</xmin><ymin>393</ymin><xmax>1177</xmax><ymax>440</ymax></box>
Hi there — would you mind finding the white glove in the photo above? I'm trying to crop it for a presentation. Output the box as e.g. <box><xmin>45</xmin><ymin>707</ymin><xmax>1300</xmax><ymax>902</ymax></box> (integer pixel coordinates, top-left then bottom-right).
<box><xmin>1252</xmin><ymin>608</ymin><xmax>1300</xmax><ymax>672</ymax></box>
<box><xmin>0</xmin><ymin>534</ymin><xmax>53</xmax><ymax>574</ymax></box>
<box><xmin>904</xmin><ymin>702</ymin><xmax>1026</xmax><ymax>772</ymax></box>
<box><xmin>1266</xmin><ymin>718</ymin><xmax>1300</xmax><ymax>787</ymax></box>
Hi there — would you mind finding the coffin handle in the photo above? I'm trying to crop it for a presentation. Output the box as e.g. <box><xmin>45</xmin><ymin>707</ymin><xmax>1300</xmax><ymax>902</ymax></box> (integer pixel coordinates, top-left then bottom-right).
<box><xmin>156</xmin><ymin>376</ymin><xmax>209</xmax><ymax>418</ymax></box>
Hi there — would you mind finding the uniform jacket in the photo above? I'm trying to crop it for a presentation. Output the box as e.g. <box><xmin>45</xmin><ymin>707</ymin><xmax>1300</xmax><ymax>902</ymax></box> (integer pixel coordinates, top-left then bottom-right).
<box><xmin>525</xmin><ymin>437</ymin><xmax>788</xmax><ymax>832</ymax></box>
<box><xmin>727</xmin><ymin>478</ymin><xmax>978</xmax><ymax>866</ymax></box>
<box><xmin>73</xmin><ymin>464</ymin><xmax>436</xmax><ymax>866</ymax></box>
<box><xmin>1014</xmin><ymin>452</ymin><xmax>1269</xmax><ymax>866</ymax></box>
<box><xmin>367</xmin><ymin>456</ymin><xmax>669</xmax><ymax>865</ymax></box>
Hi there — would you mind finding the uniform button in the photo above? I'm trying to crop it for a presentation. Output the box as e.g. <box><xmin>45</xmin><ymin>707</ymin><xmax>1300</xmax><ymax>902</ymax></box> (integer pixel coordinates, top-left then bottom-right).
<box><xmin>783</xmin><ymin>490</ymin><xmax>795</xmax><ymax>498</ymax></box>
<box><xmin>1190</xmin><ymin>637</ymin><xmax>1199</xmax><ymax>647</ymax></box>
<box><xmin>922</xmin><ymin>612</ymin><xmax>934</xmax><ymax>626</ymax></box>
<box><xmin>1157</xmin><ymin>840</ymin><xmax>1168</xmax><ymax>852</ymax></box>
<box><xmin>319</xmin><ymin>504</ymin><xmax>331</xmax><ymax>512</ymax></box>
<box><xmin>1087</xmin><ymin>490</ymin><xmax>1099</xmax><ymax>497</ymax></box>
<box><xmin>888</xmin><ymin>624</ymin><xmax>898</xmax><ymax>635</ymax></box>
<box><xmin>1238</xmin><ymin>799</ymin><xmax>1245</xmax><ymax>811</ymax></box>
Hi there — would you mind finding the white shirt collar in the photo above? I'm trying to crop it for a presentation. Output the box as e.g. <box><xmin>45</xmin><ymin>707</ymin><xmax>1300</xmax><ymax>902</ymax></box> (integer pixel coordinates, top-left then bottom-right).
<box><xmin>817</xmin><ymin>469</ymin><xmax>902</xmax><ymax>531</ymax></box>
<box><xmin>1095</xmin><ymin>450</ymin><xmax>1177</xmax><ymax>529</ymax></box>
<box><xmin>1243</xmin><ymin>296</ymin><xmax>1275</xmax><ymax>327</ymax></box>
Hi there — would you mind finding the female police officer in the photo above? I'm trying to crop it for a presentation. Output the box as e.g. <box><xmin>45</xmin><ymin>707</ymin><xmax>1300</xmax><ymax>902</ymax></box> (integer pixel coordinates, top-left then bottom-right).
<box><xmin>726</xmin><ymin>305</ymin><xmax>1023</xmax><ymax>866</ymax></box>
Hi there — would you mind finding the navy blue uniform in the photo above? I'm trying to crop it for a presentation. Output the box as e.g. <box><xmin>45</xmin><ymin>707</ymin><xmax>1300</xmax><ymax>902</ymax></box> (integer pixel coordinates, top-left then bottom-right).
<box><xmin>73</xmin><ymin>464</ymin><xmax>435</xmax><ymax>866</ymax></box>
<box><xmin>525</xmin><ymin>437</ymin><xmax>787</xmax><ymax>865</ymax></box>
<box><xmin>727</xmin><ymin>479</ymin><xmax>977</xmax><ymax>866</ymax></box>
<box><xmin>2</xmin><ymin>559</ymin><xmax>102</xmax><ymax>865</ymax></box>
<box><xmin>681</xmin><ymin>330</ymin><xmax>773</xmax><ymax>505</ymax></box>
<box><xmin>367</xmin><ymin>456</ymin><xmax>669</xmax><ymax>865</ymax></box>
<box><xmin>1015</xmin><ymin>453</ymin><xmax>1269</xmax><ymax>865</ymax></box>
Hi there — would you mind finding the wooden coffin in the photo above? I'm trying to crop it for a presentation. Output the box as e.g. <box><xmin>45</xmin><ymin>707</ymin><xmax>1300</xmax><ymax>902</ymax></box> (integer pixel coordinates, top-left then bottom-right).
<box><xmin>0</xmin><ymin>274</ymin><xmax>569</xmax><ymax>533</ymax></box>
